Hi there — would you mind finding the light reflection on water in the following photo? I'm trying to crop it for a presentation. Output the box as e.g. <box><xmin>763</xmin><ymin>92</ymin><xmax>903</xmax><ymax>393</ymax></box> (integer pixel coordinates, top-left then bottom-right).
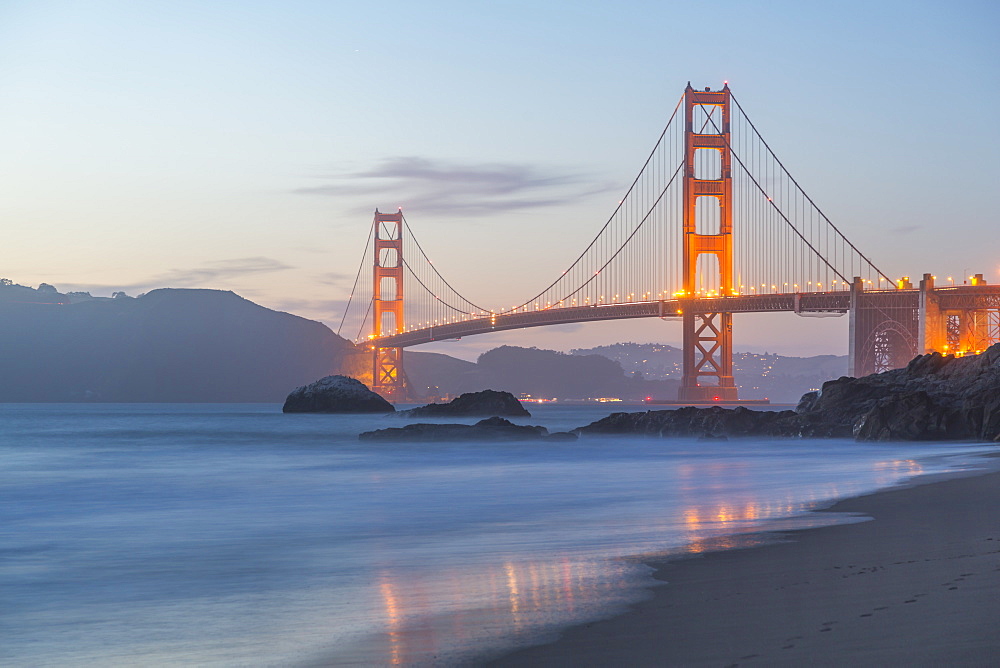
<box><xmin>0</xmin><ymin>403</ymin><xmax>994</xmax><ymax>666</ymax></box>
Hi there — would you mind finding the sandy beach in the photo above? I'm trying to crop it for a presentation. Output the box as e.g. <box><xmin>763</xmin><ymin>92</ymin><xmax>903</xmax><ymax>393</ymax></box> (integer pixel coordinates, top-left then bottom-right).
<box><xmin>488</xmin><ymin>466</ymin><xmax>1000</xmax><ymax>667</ymax></box>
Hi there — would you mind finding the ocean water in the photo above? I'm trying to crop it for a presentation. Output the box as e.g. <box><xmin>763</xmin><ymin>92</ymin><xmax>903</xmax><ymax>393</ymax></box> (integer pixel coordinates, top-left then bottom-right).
<box><xmin>1</xmin><ymin>403</ymin><xmax>995</xmax><ymax>666</ymax></box>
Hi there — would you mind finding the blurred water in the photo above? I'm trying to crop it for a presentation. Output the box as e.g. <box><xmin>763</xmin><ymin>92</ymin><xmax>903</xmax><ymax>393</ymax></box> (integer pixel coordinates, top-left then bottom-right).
<box><xmin>0</xmin><ymin>403</ymin><xmax>994</xmax><ymax>666</ymax></box>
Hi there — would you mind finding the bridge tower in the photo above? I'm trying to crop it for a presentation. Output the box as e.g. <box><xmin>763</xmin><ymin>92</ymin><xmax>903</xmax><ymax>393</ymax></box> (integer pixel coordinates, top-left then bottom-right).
<box><xmin>371</xmin><ymin>209</ymin><xmax>408</xmax><ymax>400</ymax></box>
<box><xmin>679</xmin><ymin>83</ymin><xmax>738</xmax><ymax>402</ymax></box>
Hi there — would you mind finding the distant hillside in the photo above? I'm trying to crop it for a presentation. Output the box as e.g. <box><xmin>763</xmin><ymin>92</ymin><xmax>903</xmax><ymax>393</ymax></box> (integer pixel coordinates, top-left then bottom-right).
<box><xmin>0</xmin><ymin>283</ymin><xmax>847</xmax><ymax>403</ymax></box>
<box><xmin>571</xmin><ymin>342</ymin><xmax>848</xmax><ymax>403</ymax></box>
<box><xmin>405</xmin><ymin>345</ymin><xmax>680</xmax><ymax>400</ymax></box>
<box><xmin>0</xmin><ymin>285</ymin><xmax>358</xmax><ymax>402</ymax></box>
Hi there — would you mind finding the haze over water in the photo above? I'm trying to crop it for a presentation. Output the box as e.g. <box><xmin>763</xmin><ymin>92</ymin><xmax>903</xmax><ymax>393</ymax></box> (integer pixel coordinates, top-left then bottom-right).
<box><xmin>2</xmin><ymin>403</ymin><xmax>994</xmax><ymax>666</ymax></box>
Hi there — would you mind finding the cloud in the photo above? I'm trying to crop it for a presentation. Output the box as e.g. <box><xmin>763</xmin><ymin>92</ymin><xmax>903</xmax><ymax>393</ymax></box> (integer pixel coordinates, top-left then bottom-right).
<box><xmin>59</xmin><ymin>257</ymin><xmax>293</xmax><ymax>296</ymax></box>
<box><xmin>262</xmin><ymin>296</ymin><xmax>351</xmax><ymax>321</ymax></box>
<box><xmin>293</xmin><ymin>156</ymin><xmax>616</xmax><ymax>217</ymax></box>
<box><xmin>142</xmin><ymin>257</ymin><xmax>294</xmax><ymax>288</ymax></box>
<box><xmin>316</xmin><ymin>271</ymin><xmax>355</xmax><ymax>286</ymax></box>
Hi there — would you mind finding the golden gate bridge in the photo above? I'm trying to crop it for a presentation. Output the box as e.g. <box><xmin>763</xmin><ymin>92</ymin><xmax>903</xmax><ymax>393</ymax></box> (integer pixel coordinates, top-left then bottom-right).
<box><xmin>339</xmin><ymin>83</ymin><xmax>1000</xmax><ymax>401</ymax></box>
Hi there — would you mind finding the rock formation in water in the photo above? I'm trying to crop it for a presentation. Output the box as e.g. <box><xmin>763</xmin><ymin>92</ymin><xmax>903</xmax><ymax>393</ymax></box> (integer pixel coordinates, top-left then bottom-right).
<box><xmin>579</xmin><ymin>405</ymin><xmax>813</xmax><ymax>439</ymax></box>
<box><xmin>799</xmin><ymin>343</ymin><xmax>1000</xmax><ymax>441</ymax></box>
<box><xmin>401</xmin><ymin>389</ymin><xmax>531</xmax><ymax>418</ymax></box>
<box><xmin>283</xmin><ymin>375</ymin><xmax>394</xmax><ymax>414</ymax></box>
<box><xmin>359</xmin><ymin>416</ymin><xmax>576</xmax><ymax>442</ymax></box>
<box><xmin>578</xmin><ymin>343</ymin><xmax>1000</xmax><ymax>442</ymax></box>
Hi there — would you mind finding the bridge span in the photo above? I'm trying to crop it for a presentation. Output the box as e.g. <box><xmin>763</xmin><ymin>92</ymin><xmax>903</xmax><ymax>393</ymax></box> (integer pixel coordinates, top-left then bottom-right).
<box><xmin>375</xmin><ymin>292</ymin><xmax>851</xmax><ymax>348</ymax></box>
<box><xmin>345</xmin><ymin>83</ymin><xmax>1000</xmax><ymax>401</ymax></box>
<box><xmin>375</xmin><ymin>280</ymin><xmax>1000</xmax><ymax>384</ymax></box>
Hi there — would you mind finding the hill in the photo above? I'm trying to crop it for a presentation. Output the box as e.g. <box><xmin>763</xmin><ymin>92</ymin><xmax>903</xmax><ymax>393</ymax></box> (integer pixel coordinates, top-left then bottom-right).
<box><xmin>571</xmin><ymin>342</ymin><xmax>847</xmax><ymax>403</ymax></box>
<box><xmin>405</xmin><ymin>345</ymin><xmax>680</xmax><ymax>400</ymax></box>
<box><xmin>0</xmin><ymin>285</ymin><xmax>356</xmax><ymax>402</ymax></box>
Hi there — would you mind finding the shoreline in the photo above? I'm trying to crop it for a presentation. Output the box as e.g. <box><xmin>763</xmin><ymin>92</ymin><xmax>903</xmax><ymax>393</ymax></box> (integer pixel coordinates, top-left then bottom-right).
<box><xmin>487</xmin><ymin>460</ymin><xmax>1000</xmax><ymax>666</ymax></box>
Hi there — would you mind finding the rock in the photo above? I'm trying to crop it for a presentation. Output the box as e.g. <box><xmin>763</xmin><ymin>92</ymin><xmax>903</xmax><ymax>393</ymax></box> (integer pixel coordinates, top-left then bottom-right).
<box><xmin>283</xmin><ymin>375</ymin><xmax>394</xmax><ymax>414</ymax></box>
<box><xmin>852</xmin><ymin>391</ymin><xmax>955</xmax><ymax>441</ymax></box>
<box><xmin>402</xmin><ymin>389</ymin><xmax>531</xmax><ymax>418</ymax></box>
<box><xmin>795</xmin><ymin>342</ymin><xmax>1000</xmax><ymax>441</ymax></box>
<box><xmin>359</xmin><ymin>416</ymin><xmax>547</xmax><ymax>442</ymax></box>
<box><xmin>544</xmin><ymin>431</ymin><xmax>579</xmax><ymax>442</ymax></box>
<box><xmin>578</xmin><ymin>405</ymin><xmax>808</xmax><ymax>439</ymax></box>
<box><xmin>576</xmin><ymin>343</ymin><xmax>1000</xmax><ymax>442</ymax></box>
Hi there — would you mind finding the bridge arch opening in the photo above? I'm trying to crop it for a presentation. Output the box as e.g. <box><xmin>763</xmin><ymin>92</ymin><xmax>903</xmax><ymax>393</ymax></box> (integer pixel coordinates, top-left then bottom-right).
<box><xmin>379</xmin><ymin>247</ymin><xmax>399</xmax><ymax>268</ymax></box>
<box><xmin>377</xmin><ymin>311</ymin><xmax>399</xmax><ymax>337</ymax></box>
<box><xmin>694</xmin><ymin>148</ymin><xmax>721</xmax><ymax>181</ymax></box>
<box><xmin>695</xmin><ymin>196</ymin><xmax>721</xmax><ymax>236</ymax></box>
<box><xmin>379</xmin><ymin>276</ymin><xmax>398</xmax><ymax>302</ymax></box>
<box><xmin>862</xmin><ymin>321</ymin><xmax>916</xmax><ymax>374</ymax></box>
<box><xmin>695</xmin><ymin>253</ymin><xmax>722</xmax><ymax>294</ymax></box>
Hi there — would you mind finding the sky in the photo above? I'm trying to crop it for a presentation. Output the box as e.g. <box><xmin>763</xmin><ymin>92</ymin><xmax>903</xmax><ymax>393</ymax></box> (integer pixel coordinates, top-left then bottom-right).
<box><xmin>2</xmin><ymin>0</ymin><xmax>998</xmax><ymax>360</ymax></box>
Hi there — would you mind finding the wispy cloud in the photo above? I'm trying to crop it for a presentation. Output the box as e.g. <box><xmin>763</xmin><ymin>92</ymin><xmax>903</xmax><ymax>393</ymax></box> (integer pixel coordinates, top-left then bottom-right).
<box><xmin>263</xmin><ymin>296</ymin><xmax>350</xmax><ymax>320</ymax></box>
<box><xmin>58</xmin><ymin>257</ymin><xmax>293</xmax><ymax>296</ymax></box>
<box><xmin>294</xmin><ymin>156</ymin><xmax>615</xmax><ymax>217</ymax></box>
<box><xmin>143</xmin><ymin>257</ymin><xmax>293</xmax><ymax>288</ymax></box>
<box><xmin>316</xmin><ymin>271</ymin><xmax>355</xmax><ymax>286</ymax></box>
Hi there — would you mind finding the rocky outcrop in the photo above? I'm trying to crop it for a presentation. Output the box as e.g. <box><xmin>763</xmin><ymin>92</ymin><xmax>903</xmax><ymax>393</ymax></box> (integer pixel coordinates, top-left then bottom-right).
<box><xmin>401</xmin><ymin>389</ymin><xmax>531</xmax><ymax>418</ymax></box>
<box><xmin>578</xmin><ymin>343</ymin><xmax>1000</xmax><ymax>442</ymax></box>
<box><xmin>283</xmin><ymin>375</ymin><xmax>394</xmax><ymax>414</ymax></box>
<box><xmin>798</xmin><ymin>344</ymin><xmax>1000</xmax><ymax>441</ymax></box>
<box><xmin>578</xmin><ymin>405</ymin><xmax>847</xmax><ymax>439</ymax></box>
<box><xmin>359</xmin><ymin>416</ymin><xmax>575</xmax><ymax>442</ymax></box>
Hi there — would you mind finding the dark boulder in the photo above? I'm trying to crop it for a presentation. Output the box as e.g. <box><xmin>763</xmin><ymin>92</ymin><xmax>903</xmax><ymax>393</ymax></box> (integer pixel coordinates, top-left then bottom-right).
<box><xmin>283</xmin><ymin>375</ymin><xmax>394</xmax><ymax>414</ymax></box>
<box><xmin>794</xmin><ymin>342</ymin><xmax>1000</xmax><ymax>441</ymax></box>
<box><xmin>402</xmin><ymin>389</ymin><xmax>530</xmax><ymax>418</ymax></box>
<box><xmin>852</xmin><ymin>391</ymin><xmax>960</xmax><ymax>441</ymax></box>
<box><xmin>578</xmin><ymin>405</ymin><xmax>809</xmax><ymax>438</ymax></box>
<box><xmin>359</xmin><ymin>416</ymin><xmax>547</xmax><ymax>442</ymax></box>
<box><xmin>544</xmin><ymin>431</ymin><xmax>579</xmax><ymax>442</ymax></box>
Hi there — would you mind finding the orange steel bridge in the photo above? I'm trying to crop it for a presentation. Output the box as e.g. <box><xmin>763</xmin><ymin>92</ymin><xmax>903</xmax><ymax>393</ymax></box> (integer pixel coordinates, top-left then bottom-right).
<box><xmin>340</xmin><ymin>84</ymin><xmax>1000</xmax><ymax>401</ymax></box>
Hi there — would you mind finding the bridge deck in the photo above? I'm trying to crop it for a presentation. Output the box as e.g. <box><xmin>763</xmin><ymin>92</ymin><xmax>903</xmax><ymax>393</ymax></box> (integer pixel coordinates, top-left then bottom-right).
<box><xmin>374</xmin><ymin>291</ymin><xmax>858</xmax><ymax>348</ymax></box>
<box><xmin>373</xmin><ymin>285</ymin><xmax>1000</xmax><ymax>349</ymax></box>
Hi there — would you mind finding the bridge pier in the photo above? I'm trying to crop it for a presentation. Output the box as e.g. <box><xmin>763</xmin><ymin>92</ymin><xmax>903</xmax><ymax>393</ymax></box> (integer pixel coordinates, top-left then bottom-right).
<box><xmin>848</xmin><ymin>276</ymin><xmax>919</xmax><ymax>377</ymax></box>
<box><xmin>849</xmin><ymin>272</ymin><xmax>999</xmax><ymax>377</ymax></box>
<box><xmin>679</xmin><ymin>310</ymin><xmax>738</xmax><ymax>402</ymax></box>
<box><xmin>919</xmin><ymin>272</ymin><xmax>998</xmax><ymax>356</ymax></box>
<box><xmin>918</xmin><ymin>273</ymin><xmax>945</xmax><ymax>355</ymax></box>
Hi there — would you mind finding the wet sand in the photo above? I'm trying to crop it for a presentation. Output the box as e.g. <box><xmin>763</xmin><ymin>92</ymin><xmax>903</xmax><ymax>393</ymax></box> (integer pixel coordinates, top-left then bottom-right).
<box><xmin>488</xmin><ymin>467</ymin><xmax>1000</xmax><ymax>666</ymax></box>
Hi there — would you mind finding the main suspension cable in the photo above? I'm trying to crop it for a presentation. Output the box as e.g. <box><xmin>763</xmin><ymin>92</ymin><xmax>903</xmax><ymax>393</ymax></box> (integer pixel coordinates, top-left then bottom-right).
<box><xmin>337</xmin><ymin>220</ymin><xmax>374</xmax><ymax>337</ymax></box>
<box><xmin>401</xmin><ymin>214</ymin><xmax>489</xmax><ymax>313</ymax></box>
<box><xmin>730</xmin><ymin>93</ymin><xmax>892</xmax><ymax>284</ymax></box>
<box><xmin>502</xmin><ymin>91</ymin><xmax>686</xmax><ymax>312</ymax></box>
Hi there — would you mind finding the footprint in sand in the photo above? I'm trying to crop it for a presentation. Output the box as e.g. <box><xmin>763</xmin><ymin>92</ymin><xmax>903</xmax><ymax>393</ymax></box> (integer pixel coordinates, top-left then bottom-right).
<box><xmin>874</xmin><ymin>606</ymin><xmax>889</xmax><ymax>611</ymax></box>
